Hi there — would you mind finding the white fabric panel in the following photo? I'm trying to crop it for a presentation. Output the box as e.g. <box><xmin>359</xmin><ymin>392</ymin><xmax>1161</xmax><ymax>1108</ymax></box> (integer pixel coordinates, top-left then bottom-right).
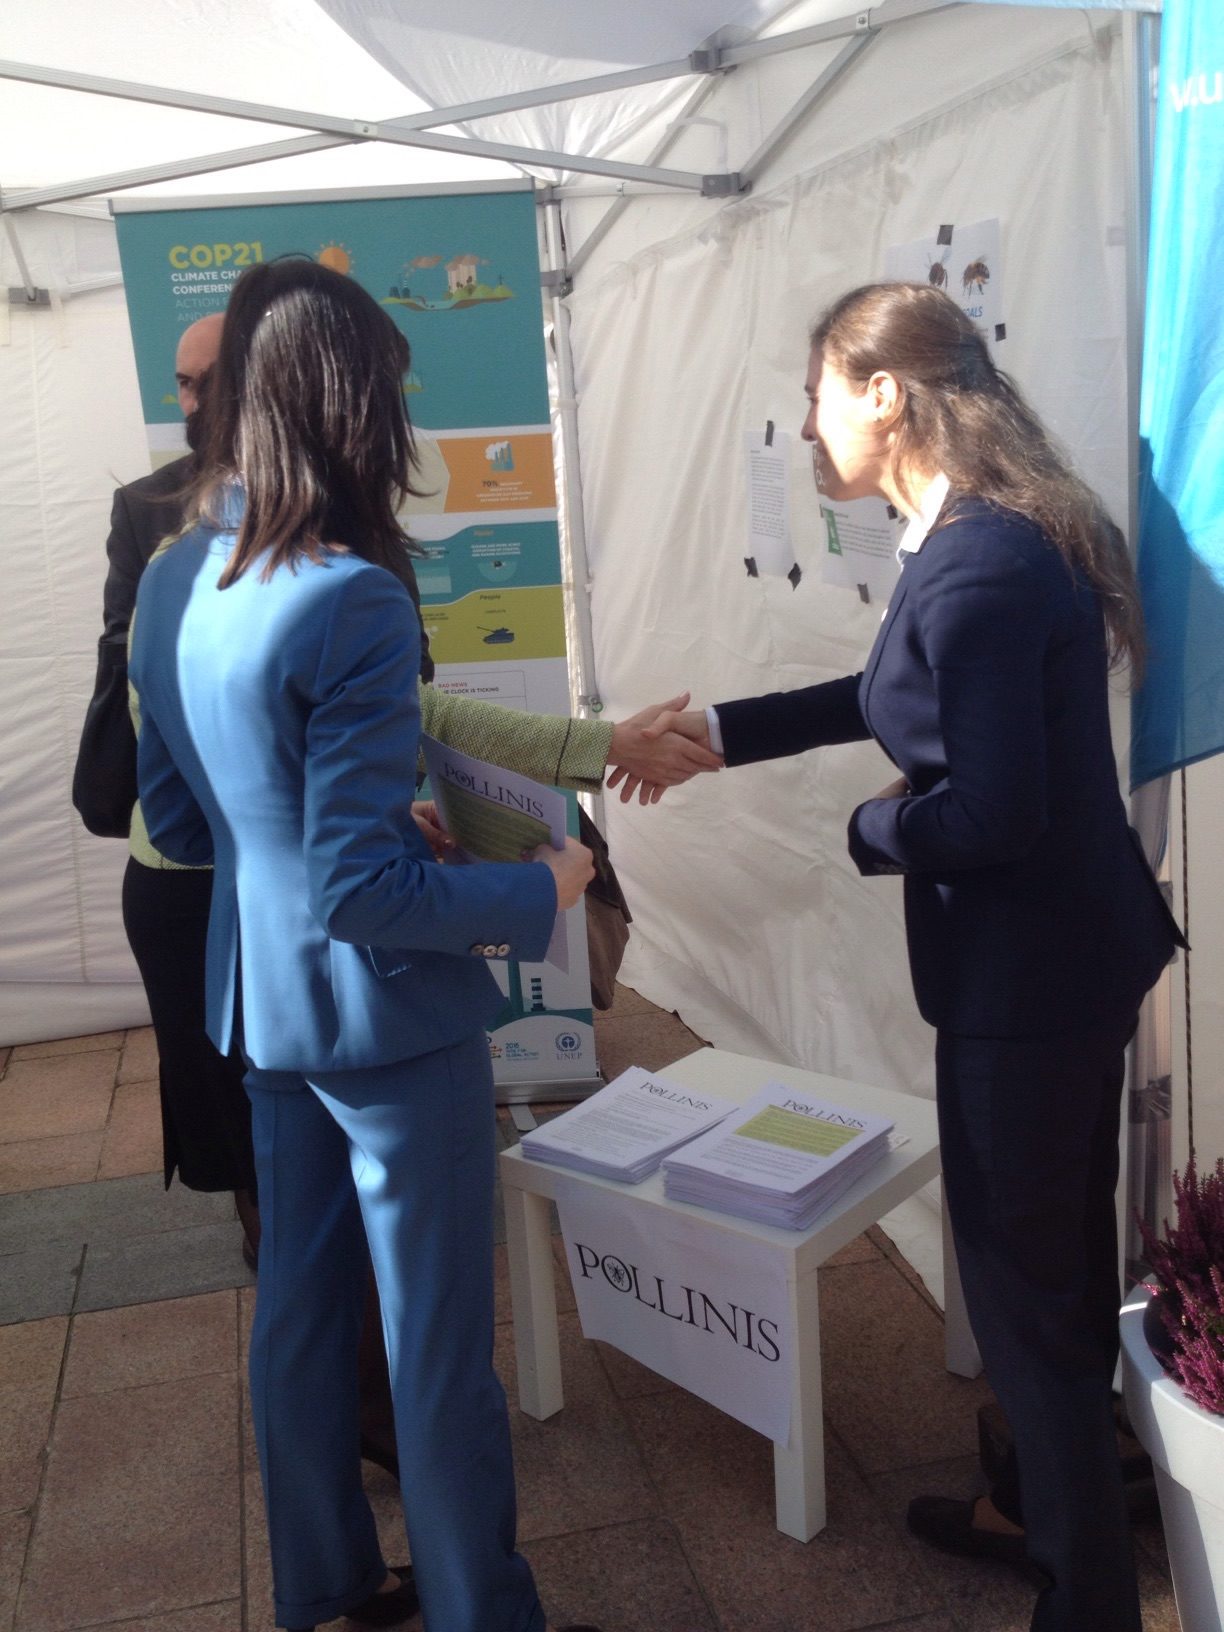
<box><xmin>569</xmin><ymin>31</ymin><xmax>1127</xmax><ymax>1116</ymax></box>
<box><xmin>314</xmin><ymin>0</ymin><xmax>791</xmax><ymax>171</ymax></box>
<box><xmin>0</xmin><ymin>223</ymin><xmax>152</xmax><ymax>1044</ymax></box>
<box><xmin>0</xmin><ymin>0</ymin><xmax>513</xmax><ymax>197</ymax></box>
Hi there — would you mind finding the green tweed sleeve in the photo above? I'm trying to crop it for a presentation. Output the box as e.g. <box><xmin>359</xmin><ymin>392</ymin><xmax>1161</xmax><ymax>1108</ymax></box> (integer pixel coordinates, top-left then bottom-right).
<box><xmin>418</xmin><ymin>683</ymin><xmax>613</xmax><ymax>792</ymax></box>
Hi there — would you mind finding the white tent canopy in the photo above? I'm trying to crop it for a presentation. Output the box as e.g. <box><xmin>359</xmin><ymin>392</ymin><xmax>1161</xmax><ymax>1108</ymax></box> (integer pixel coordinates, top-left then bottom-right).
<box><xmin>8</xmin><ymin>0</ymin><xmax>1216</xmax><ymax>1260</ymax></box>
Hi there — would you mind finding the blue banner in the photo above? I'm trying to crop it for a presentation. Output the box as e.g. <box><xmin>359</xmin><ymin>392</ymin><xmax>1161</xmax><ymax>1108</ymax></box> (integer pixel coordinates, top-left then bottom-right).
<box><xmin>1131</xmin><ymin>1</ymin><xmax>1224</xmax><ymax>788</ymax></box>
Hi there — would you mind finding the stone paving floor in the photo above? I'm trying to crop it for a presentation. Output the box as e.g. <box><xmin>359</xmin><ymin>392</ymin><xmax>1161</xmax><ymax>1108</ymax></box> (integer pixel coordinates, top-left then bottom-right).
<box><xmin>0</xmin><ymin>988</ymin><xmax>1182</xmax><ymax>1631</ymax></box>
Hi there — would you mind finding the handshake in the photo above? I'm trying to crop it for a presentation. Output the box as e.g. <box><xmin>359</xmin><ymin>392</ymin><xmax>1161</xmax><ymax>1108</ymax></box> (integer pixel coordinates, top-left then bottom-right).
<box><xmin>604</xmin><ymin>692</ymin><xmax>719</xmax><ymax>805</ymax></box>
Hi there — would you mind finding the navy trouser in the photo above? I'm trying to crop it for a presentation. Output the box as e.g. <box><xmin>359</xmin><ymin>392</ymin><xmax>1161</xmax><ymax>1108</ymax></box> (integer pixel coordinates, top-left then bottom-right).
<box><xmin>245</xmin><ymin>1031</ymin><xmax>543</xmax><ymax>1632</ymax></box>
<box><xmin>935</xmin><ymin>1020</ymin><xmax>1142</xmax><ymax>1632</ymax></box>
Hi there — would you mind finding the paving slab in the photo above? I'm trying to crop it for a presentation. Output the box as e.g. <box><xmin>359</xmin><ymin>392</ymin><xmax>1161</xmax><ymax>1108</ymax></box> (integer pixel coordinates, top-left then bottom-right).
<box><xmin>0</xmin><ymin>1173</ymin><xmax>231</xmax><ymax>1256</ymax></box>
<box><xmin>19</xmin><ymin>1373</ymin><xmax>241</xmax><ymax>1631</ymax></box>
<box><xmin>819</xmin><ymin>1257</ymin><xmax>993</xmax><ymax>1474</ymax></box>
<box><xmin>626</xmin><ymin>1388</ymin><xmax>941</xmax><ymax>1632</ymax></box>
<box><xmin>0</xmin><ymin>1053</ymin><xmax>117</xmax><ymax>1146</ymax></box>
<box><xmin>0</xmin><ymin>1511</ymin><xmax>29</xmax><ymax>1632</ymax></box>
<box><xmin>0</xmin><ymin>1132</ymin><xmax>104</xmax><ymax>1197</ymax></box>
<box><xmin>118</xmin><ymin>1028</ymin><xmax>159</xmax><ymax>1086</ymax></box>
<box><xmin>497</xmin><ymin>1311</ymin><xmax>659</xmax><ymax>1543</ymax></box>
<box><xmin>0</xmin><ymin>1243</ymin><xmax>83</xmax><ymax>1326</ymax></box>
<box><xmin>76</xmin><ymin>1222</ymin><xmax>254</xmax><ymax>1313</ymax></box>
<box><xmin>9</xmin><ymin>1032</ymin><xmax>125</xmax><ymax>1063</ymax></box>
<box><xmin>529</xmin><ymin>1516</ymin><xmax>716</xmax><ymax>1632</ymax></box>
<box><xmin>63</xmin><ymin>1291</ymin><xmax>237</xmax><ymax>1399</ymax></box>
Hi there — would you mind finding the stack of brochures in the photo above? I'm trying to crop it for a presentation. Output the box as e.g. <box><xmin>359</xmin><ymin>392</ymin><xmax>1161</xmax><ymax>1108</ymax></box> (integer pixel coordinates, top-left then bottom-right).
<box><xmin>519</xmin><ymin>1065</ymin><xmax>736</xmax><ymax>1184</ymax></box>
<box><xmin>661</xmin><ymin>1083</ymin><xmax>894</xmax><ymax>1229</ymax></box>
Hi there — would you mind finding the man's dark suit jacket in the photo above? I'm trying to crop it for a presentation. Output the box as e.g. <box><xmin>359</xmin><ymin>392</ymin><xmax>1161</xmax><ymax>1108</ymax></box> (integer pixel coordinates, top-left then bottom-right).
<box><xmin>715</xmin><ymin>499</ymin><xmax>1184</xmax><ymax>1039</ymax></box>
<box><xmin>77</xmin><ymin>457</ymin><xmax>434</xmax><ymax>835</ymax></box>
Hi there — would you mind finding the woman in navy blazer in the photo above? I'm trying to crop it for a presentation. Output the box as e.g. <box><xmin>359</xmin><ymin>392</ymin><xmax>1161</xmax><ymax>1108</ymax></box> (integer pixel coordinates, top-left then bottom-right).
<box><xmin>130</xmin><ymin>260</ymin><xmax>599</xmax><ymax>1632</ymax></box>
<box><xmin>653</xmin><ymin>284</ymin><xmax>1183</xmax><ymax>1632</ymax></box>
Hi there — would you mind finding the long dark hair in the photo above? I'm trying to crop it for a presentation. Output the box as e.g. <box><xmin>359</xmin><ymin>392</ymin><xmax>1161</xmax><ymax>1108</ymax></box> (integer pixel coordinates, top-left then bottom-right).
<box><xmin>810</xmin><ymin>282</ymin><xmax>1144</xmax><ymax>671</ymax></box>
<box><xmin>187</xmin><ymin>257</ymin><xmax>422</xmax><ymax>588</ymax></box>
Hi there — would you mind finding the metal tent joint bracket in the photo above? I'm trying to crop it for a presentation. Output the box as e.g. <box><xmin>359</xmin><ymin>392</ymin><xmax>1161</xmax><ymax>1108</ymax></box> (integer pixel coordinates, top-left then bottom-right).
<box><xmin>8</xmin><ymin>285</ymin><xmax>50</xmax><ymax>305</ymax></box>
<box><xmin>701</xmin><ymin>172</ymin><xmax>748</xmax><ymax>198</ymax></box>
<box><xmin>540</xmin><ymin>268</ymin><xmax>573</xmax><ymax>297</ymax></box>
<box><xmin>688</xmin><ymin>47</ymin><xmax>734</xmax><ymax>75</ymax></box>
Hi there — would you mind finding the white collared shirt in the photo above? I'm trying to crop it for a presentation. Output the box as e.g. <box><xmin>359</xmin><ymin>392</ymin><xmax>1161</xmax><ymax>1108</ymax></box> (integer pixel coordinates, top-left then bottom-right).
<box><xmin>894</xmin><ymin>470</ymin><xmax>951</xmax><ymax>564</ymax></box>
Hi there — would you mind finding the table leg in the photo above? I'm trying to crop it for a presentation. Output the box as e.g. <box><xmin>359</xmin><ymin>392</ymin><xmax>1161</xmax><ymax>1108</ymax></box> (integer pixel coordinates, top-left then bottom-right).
<box><xmin>773</xmin><ymin>1265</ymin><xmax>825</xmax><ymax>1540</ymax></box>
<box><xmin>502</xmin><ymin>1182</ymin><xmax>564</xmax><ymax>1419</ymax></box>
<box><xmin>941</xmin><ymin>1190</ymin><xmax>983</xmax><ymax>1378</ymax></box>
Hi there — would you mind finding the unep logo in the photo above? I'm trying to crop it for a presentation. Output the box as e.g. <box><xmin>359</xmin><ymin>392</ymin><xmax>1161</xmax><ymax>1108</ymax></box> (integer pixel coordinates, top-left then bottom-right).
<box><xmin>555</xmin><ymin>1032</ymin><xmax>581</xmax><ymax>1054</ymax></box>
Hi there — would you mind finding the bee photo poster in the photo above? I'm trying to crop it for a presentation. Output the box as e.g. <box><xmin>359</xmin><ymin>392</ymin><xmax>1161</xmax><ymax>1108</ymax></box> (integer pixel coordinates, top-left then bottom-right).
<box><xmin>883</xmin><ymin>217</ymin><xmax>1004</xmax><ymax>347</ymax></box>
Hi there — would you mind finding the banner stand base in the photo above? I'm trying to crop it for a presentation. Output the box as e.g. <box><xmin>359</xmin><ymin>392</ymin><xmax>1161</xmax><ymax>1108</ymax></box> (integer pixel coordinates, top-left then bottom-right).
<box><xmin>496</xmin><ymin>1074</ymin><xmax>603</xmax><ymax>1107</ymax></box>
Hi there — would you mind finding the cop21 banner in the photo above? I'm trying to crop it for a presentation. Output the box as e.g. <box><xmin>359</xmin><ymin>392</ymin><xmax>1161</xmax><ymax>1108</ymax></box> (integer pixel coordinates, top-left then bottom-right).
<box><xmin>1131</xmin><ymin>0</ymin><xmax>1224</xmax><ymax>789</ymax></box>
<box><xmin>113</xmin><ymin>183</ymin><xmax>600</xmax><ymax>1093</ymax></box>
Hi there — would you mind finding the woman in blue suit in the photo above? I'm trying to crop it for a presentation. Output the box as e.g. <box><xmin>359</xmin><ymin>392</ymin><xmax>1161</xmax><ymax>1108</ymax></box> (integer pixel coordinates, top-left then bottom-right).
<box><xmin>130</xmin><ymin>259</ymin><xmax>599</xmax><ymax>1632</ymax></box>
<box><xmin>650</xmin><ymin>283</ymin><xmax>1184</xmax><ymax>1632</ymax></box>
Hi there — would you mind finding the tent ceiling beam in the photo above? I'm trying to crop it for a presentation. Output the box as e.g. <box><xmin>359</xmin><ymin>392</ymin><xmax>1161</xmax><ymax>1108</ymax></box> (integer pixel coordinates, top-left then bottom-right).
<box><xmin>739</xmin><ymin>31</ymin><xmax>876</xmax><ymax>186</ymax></box>
<box><xmin>0</xmin><ymin>60</ymin><xmax>721</xmax><ymax>210</ymax></box>
<box><xmin>3</xmin><ymin>135</ymin><xmax>349</xmax><ymax>214</ymax></box>
<box><xmin>385</xmin><ymin>59</ymin><xmax>707</xmax><ymax>133</ymax></box>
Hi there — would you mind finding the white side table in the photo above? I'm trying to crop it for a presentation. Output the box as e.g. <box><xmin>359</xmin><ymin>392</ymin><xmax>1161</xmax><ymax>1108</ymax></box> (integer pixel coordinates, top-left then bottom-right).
<box><xmin>499</xmin><ymin>1045</ymin><xmax>980</xmax><ymax>1541</ymax></box>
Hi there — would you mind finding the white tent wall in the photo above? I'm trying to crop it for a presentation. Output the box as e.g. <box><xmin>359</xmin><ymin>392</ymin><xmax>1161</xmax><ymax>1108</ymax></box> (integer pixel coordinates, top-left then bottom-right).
<box><xmin>1</xmin><ymin>212</ymin><xmax>153</xmax><ymax>1042</ymax></box>
<box><xmin>563</xmin><ymin>12</ymin><xmax>1135</xmax><ymax>1288</ymax></box>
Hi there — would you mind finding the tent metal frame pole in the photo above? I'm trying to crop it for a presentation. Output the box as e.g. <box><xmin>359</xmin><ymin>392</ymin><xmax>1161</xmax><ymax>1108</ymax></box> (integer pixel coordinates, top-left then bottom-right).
<box><xmin>2</xmin><ymin>136</ymin><xmax>352</xmax><ymax>214</ymax></box>
<box><xmin>542</xmin><ymin>203</ymin><xmax>603</xmax><ymax>752</ymax></box>
<box><xmin>1121</xmin><ymin>7</ymin><xmax>1171</xmax><ymax>1275</ymax></box>
<box><xmin>738</xmin><ymin>31</ymin><xmax>877</xmax><ymax>186</ymax></box>
<box><xmin>0</xmin><ymin>61</ymin><xmax>716</xmax><ymax>204</ymax></box>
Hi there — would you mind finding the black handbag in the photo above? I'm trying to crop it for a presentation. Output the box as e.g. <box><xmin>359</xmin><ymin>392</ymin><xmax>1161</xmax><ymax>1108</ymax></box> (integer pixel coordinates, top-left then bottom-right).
<box><xmin>72</xmin><ymin>639</ymin><xmax>138</xmax><ymax>838</ymax></box>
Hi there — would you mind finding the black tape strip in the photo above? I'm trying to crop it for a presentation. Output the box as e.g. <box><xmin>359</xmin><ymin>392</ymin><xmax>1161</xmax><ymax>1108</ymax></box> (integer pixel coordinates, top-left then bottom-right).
<box><xmin>994</xmin><ymin>322</ymin><xmax>1007</xmax><ymax>342</ymax></box>
<box><xmin>857</xmin><ymin>582</ymin><xmax>871</xmax><ymax>604</ymax></box>
<box><xmin>745</xmin><ymin>557</ymin><xmax>759</xmax><ymax>578</ymax></box>
<box><xmin>937</xmin><ymin>223</ymin><xmax>954</xmax><ymax>245</ymax></box>
<box><xmin>788</xmin><ymin>563</ymin><xmax>802</xmax><ymax>590</ymax></box>
<box><xmin>764</xmin><ymin>419</ymin><xmax>774</xmax><ymax>447</ymax></box>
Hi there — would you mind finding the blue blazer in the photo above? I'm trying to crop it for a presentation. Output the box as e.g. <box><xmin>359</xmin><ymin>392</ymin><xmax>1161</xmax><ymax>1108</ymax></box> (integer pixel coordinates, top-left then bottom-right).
<box><xmin>715</xmin><ymin>499</ymin><xmax>1184</xmax><ymax>1038</ymax></box>
<box><xmin>130</xmin><ymin>525</ymin><xmax>558</xmax><ymax>1076</ymax></box>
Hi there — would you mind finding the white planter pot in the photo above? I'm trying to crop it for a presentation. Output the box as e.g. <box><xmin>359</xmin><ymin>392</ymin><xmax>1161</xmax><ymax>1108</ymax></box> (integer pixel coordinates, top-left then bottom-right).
<box><xmin>1120</xmin><ymin>1284</ymin><xmax>1224</xmax><ymax>1632</ymax></box>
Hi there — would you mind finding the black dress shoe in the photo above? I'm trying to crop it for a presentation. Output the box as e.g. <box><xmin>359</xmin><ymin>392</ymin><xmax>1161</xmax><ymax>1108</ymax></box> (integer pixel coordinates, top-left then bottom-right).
<box><xmin>906</xmin><ymin>1495</ymin><xmax>1032</xmax><ymax>1571</ymax></box>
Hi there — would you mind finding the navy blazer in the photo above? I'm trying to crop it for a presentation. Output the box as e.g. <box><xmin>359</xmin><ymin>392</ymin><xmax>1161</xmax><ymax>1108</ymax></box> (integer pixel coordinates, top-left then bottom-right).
<box><xmin>715</xmin><ymin>499</ymin><xmax>1184</xmax><ymax>1038</ymax></box>
<box><xmin>130</xmin><ymin>524</ymin><xmax>557</xmax><ymax>1076</ymax></box>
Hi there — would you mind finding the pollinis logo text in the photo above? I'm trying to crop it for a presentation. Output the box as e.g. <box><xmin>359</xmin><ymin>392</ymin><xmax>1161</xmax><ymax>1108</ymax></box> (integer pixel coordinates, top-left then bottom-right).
<box><xmin>574</xmin><ymin>1243</ymin><xmax>781</xmax><ymax>1362</ymax></box>
<box><xmin>1170</xmin><ymin>71</ymin><xmax>1223</xmax><ymax>113</ymax></box>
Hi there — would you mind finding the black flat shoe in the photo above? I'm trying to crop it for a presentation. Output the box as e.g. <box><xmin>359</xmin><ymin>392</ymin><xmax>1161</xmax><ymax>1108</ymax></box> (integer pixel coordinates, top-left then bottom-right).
<box><xmin>283</xmin><ymin>1565</ymin><xmax>418</xmax><ymax>1632</ymax></box>
<box><xmin>348</xmin><ymin>1566</ymin><xmax>419</xmax><ymax>1626</ymax></box>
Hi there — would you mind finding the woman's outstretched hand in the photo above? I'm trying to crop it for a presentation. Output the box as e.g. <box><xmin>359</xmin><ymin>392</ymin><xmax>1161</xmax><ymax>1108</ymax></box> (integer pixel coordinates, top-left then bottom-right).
<box><xmin>605</xmin><ymin>693</ymin><xmax>722</xmax><ymax>805</ymax></box>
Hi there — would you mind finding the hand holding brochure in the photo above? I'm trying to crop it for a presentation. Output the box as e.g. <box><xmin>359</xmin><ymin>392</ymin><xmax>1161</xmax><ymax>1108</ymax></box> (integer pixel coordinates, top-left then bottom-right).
<box><xmin>419</xmin><ymin>733</ymin><xmax>569</xmax><ymax>970</ymax></box>
<box><xmin>662</xmin><ymin>1083</ymin><xmax>894</xmax><ymax>1229</ymax></box>
<box><xmin>520</xmin><ymin>1066</ymin><xmax>738</xmax><ymax>1183</ymax></box>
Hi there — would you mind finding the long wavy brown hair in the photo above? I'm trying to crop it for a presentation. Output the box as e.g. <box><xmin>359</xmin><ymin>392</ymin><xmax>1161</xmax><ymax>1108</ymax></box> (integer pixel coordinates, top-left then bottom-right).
<box><xmin>186</xmin><ymin>256</ymin><xmax>422</xmax><ymax>590</ymax></box>
<box><xmin>810</xmin><ymin>282</ymin><xmax>1144</xmax><ymax>671</ymax></box>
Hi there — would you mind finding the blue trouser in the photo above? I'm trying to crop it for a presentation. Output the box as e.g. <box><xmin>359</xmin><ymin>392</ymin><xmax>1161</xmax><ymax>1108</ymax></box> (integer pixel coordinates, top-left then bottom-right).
<box><xmin>245</xmin><ymin>1031</ymin><xmax>544</xmax><ymax>1632</ymax></box>
<box><xmin>936</xmin><ymin>1020</ymin><xmax>1142</xmax><ymax>1632</ymax></box>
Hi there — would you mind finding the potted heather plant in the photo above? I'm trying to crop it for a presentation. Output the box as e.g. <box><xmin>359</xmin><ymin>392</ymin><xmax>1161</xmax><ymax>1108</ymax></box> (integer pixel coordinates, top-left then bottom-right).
<box><xmin>1120</xmin><ymin>1157</ymin><xmax>1224</xmax><ymax>1632</ymax></box>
